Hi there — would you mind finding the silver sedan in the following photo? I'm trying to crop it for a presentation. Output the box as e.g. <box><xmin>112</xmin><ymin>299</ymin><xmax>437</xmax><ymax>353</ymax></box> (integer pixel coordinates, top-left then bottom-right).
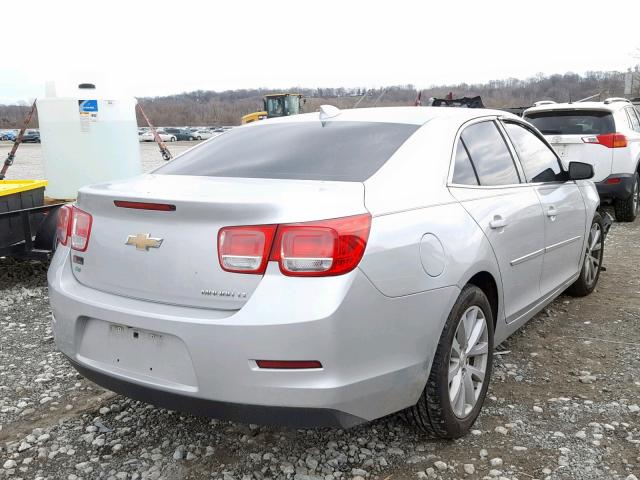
<box><xmin>49</xmin><ymin>106</ymin><xmax>604</xmax><ymax>438</ymax></box>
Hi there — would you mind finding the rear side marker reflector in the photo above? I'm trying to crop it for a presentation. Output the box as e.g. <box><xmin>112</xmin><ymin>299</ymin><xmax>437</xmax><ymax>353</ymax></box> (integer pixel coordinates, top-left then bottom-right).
<box><xmin>114</xmin><ymin>200</ymin><xmax>176</xmax><ymax>211</ymax></box>
<box><xmin>606</xmin><ymin>177</ymin><xmax>622</xmax><ymax>184</ymax></box>
<box><xmin>256</xmin><ymin>360</ymin><xmax>323</xmax><ymax>369</ymax></box>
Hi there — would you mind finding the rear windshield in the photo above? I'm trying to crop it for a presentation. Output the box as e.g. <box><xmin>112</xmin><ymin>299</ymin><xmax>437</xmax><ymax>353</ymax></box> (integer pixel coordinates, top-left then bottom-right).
<box><xmin>155</xmin><ymin>121</ymin><xmax>419</xmax><ymax>181</ymax></box>
<box><xmin>524</xmin><ymin>110</ymin><xmax>615</xmax><ymax>135</ymax></box>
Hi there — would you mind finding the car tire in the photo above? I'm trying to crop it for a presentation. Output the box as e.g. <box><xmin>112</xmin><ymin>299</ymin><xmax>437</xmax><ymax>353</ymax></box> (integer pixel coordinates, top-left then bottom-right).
<box><xmin>406</xmin><ymin>284</ymin><xmax>494</xmax><ymax>439</ymax></box>
<box><xmin>566</xmin><ymin>211</ymin><xmax>604</xmax><ymax>297</ymax></box>
<box><xmin>613</xmin><ymin>173</ymin><xmax>639</xmax><ymax>222</ymax></box>
<box><xmin>171</xmin><ymin>136</ymin><xmax>176</xmax><ymax>142</ymax></box>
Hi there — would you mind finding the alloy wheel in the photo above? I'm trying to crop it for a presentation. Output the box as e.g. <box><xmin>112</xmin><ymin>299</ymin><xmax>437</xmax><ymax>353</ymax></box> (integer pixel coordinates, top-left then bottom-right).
<box><xmin>448</xmin><ymin>306</ymin><xmax>489</xmax><ymax>418</ymax></box>
<box><xmin>583</xmin><ymin>222</ymin><xmax>602</xmax><ymax>287</ymax></box>
<box><xmin>633</xmin><ymin>177</ymin><xmax>639</xmax><ymax>214</ymax></box>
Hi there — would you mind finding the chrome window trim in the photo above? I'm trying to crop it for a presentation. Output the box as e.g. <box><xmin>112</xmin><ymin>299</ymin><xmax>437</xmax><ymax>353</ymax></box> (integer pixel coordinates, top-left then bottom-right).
<box><xmin>446</xmin><ymin>116</ymin><xmax>524</xmax><ymax>189</ymax></box>
<box><xmin>498</xmin><ymin>117</ymin><xmax>567</xmax><ymax>184</ymax></box>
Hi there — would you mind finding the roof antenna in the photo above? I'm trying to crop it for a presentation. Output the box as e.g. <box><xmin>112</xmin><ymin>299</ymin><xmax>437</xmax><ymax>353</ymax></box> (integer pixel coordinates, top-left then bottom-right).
<box><xmin>319</xmin><ymin>104</ymin><xmax>341</xmax><ymax>121</ymax></box>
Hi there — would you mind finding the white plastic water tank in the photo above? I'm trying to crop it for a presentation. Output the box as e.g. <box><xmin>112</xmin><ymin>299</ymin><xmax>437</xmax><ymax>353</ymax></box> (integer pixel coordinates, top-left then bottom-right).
<box><xmin>37</xmin><ymin>83</ymin><xmax>141</xmax><ymax>199</ymax></box>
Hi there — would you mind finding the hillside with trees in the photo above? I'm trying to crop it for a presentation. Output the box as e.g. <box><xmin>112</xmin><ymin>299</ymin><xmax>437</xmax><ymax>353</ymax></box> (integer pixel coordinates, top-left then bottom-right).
<box><xmin>0</xmin><ymin>70</ymin><xmax>634</xmax><ymax>129</ymax></box>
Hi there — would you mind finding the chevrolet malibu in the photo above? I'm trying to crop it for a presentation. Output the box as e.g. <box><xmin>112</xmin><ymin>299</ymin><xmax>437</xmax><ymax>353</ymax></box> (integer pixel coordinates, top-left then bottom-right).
<box><xmin>49</xmin><ymin>106</ymin><xmax>605</xmax><ymax>438</ymax></box>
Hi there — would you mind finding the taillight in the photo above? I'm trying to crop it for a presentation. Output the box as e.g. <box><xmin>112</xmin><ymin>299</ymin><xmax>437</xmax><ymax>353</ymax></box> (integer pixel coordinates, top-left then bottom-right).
<box><xmin>70</xmin><ymin>207</ymin><xmax>93</xmax><ymax>252</ymax></box>
<box><xmin>217</xmin><ymin>214</ymin><xmax>371</xmax><ymax>277</ymax></box>
<box><xmin>56</xmin><ymin>205</ymin><xmax>72</xmax><ymax>246</ymax></box>
<box><xmin>584</xmin><ymin>133</ymin><xmax>628</xmax><ymax>148</ymax></box>
<box><xmin>271</xmin><ymin>214</ymin><xmax>371</xmax><ymax>277</ymax></box>
<box><xmin>218</xmin><ymin>225</ymin><xmax>277</xmax><ymax>274</ymax></box>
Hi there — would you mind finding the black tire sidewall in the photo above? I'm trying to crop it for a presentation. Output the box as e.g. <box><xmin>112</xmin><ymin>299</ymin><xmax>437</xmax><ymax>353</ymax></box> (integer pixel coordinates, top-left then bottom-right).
<box><xmin>431</xmin><ymin>285</ymin><xmax>494</xmax><ymax>437</ymax></box>
<box><xmin>614</xmin><ymin>173</ymin><xmax>639</xmax><ymax>222</ymax></box>
<box><xmin>582</xmin><ymin>212</ymin><xmax>604</xmax><ymax>290</ymax></box>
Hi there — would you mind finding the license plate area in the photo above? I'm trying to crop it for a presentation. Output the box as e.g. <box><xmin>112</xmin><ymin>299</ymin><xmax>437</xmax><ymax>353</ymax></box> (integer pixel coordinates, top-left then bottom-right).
<box><xmin>77</xmin><ymin>319</ymin><xmax>197</xmax><ymax>388</ymax></box>
<box><xmin>552</xmin><ymin>144</ymin><xmax>566</xmax><ymax>157</ymax></box>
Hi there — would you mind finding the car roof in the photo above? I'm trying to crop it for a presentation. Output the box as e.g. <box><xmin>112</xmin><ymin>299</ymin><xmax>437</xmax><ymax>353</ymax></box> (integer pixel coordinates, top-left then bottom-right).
<box><xmin>253</xmin><ymin>106</ymin><xmax>517</xmax><ymax>127</ymax></box>
<box><xmin>524</xmin><ymin>101</ymin><xmax>630</xmax><ymax>115</ymax></box>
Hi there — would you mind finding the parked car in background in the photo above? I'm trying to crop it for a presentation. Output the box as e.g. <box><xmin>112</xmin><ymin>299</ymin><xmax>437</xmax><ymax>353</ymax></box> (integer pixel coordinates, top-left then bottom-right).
<box><xmin>0</xmin><ymin>130</ymin><xmax>17</xmax><ymax>141</ymax></box>
<box><xmin>21</xmin><ymin>129</ymin><xmax>40</xmax><ymax>143</ymax></box>
<box><xmin>138</xmin><ymin>129</ymin><xmax>177</xmax><ymax>142</ymax></box>
<box><xmin>49</xmin><ymin>106</ymin><xmax>604</xmax><ymax>438</ymax></box>
<box><xmin>524</xmin><ymin>98</ymin><xmax>640</xmax><ymax>221</ymax></box>
<box><xmin>164</xmin><ymin>128</ymin><xmax>196</xmax><ymax>141</ymax></box>
<box><xmin>190</xmin><ymin>129</ymin><xmax>215</xmax><ymax>140</ymax></box>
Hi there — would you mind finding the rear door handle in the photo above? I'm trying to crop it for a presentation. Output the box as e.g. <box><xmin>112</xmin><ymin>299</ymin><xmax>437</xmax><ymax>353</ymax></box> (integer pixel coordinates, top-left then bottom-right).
<box><xmin>547</xmin><ymin>206</ymin><xmax>558</xmax><ymax>220</ymax></box>
<box><xmin>489</xmin><ymin>215</ymin><xmax>507</xmax><ymax>229</ymax></box>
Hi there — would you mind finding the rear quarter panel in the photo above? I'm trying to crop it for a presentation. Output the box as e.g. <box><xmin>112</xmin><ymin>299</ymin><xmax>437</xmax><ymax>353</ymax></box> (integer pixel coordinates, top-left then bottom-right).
<box><xmin>359</xmin><ymin>202</ymin><xmax>504</xmax><ymax>325</ymax></box>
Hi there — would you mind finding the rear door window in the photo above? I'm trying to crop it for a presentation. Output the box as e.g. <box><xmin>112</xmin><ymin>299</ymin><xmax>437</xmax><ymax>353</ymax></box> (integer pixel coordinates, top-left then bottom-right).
<box><xmin>460</xmin><ymin>121</ymin><xmax>520</xmax><ymax>186</ymax></box>
<box><xmin>524</xmin><ymin>110</ymin><xmax>615</xmax><ymax>135</ymax></box>
<box><xmin>503</xmin><ymin>122</ymin><xmax>562</xmax><ymax>183</ymax></box>
<box><xmin>452</xmin><ymin>141</ymin><xmax>479</xmax><ymax>185</ymax></box>
<box><xmin>155</xmin><ymin>121</ymin><xmax>419</xmax><ymax>181</ymax></box>
<box><xmin>625</xmin><ymin>107</ymin><xmax>640</xmax><ymax>132</ymax></box>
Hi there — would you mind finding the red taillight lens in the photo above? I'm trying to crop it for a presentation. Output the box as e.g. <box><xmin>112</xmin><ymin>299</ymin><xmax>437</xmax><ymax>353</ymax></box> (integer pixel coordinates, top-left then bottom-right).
<box><xmin>70</xmin><ymin>207</ymin><xmax>93</xmax><ymax>252</ymax></box>
<box><xmin>218</xmin><ymin>225</ymin><xmax>277</xmax><ymax>274</ymax></box>
<box><xmin>256</xmin><ymin>360</ymin><xmax>322</xmax><ymax>369</ymax></box>
<box><xmin>593</xmin><ymin>133</ymin><xmax>628</xmax><ymax>148</ymax></box>
<box><xmin>606</xmin><ymin>177</ymin><xmax>622</xmax><ymax>184</ymax></box>
<box><xmin>218</xmin><ymin>214</ymin><xmax>371</xmax><ymax>276</ymax></box>
<box><xmin>271</xmin><ymin>214</ymin><xmax>371</xmax><ymax>277</ymax></box>
<box><xmin>56</xmin><ymin>205</ymin><xmax>72</xmax><ymax>246</ymax></box>
<box><xmin>278</xmin><ymin>227</ymin><xmax>336</xmax><ymax>273</ymax></box>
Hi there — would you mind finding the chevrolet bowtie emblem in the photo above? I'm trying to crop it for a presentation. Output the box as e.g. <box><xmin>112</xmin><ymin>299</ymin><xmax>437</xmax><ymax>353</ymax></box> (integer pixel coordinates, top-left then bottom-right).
<box><xmin>125</xmin><ymin>233</ymin><xmax>163</xmax><ymax>251</ymax></box>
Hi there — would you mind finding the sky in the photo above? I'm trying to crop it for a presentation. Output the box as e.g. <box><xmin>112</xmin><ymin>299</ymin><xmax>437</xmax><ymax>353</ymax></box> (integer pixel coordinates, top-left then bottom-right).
<box><xmin>1</xmin><ymin>0</ymin><xmax>639</xmax><ymax>104</ymax></box>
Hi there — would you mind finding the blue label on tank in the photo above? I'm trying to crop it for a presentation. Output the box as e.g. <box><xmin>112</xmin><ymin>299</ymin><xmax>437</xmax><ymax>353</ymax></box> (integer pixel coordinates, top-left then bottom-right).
<box><xmin>78</xmin><ymin>99</ymin><xmax>98</xmax><ymax>112</ymax></box>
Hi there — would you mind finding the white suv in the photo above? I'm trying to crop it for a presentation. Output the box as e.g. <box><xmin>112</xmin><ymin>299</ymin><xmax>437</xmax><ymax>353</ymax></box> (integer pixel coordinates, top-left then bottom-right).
<box><xmin>524</xmin><ymin>98</ymin><xmax>640</xmax><ymax>221</ymax></box>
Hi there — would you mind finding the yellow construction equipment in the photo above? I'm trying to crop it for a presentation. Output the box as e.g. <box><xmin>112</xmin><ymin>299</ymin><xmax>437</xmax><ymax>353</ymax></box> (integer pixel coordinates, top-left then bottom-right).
<box><xmin>241</xmin><ymin>93</ymin><xmax>304</xmax><ymax>124</ymax></box>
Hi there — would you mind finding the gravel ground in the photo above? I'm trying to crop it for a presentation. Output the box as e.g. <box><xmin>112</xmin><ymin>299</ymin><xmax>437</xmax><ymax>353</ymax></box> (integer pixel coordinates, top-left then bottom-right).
<box><xmin>1</xmin><ymin>145</ymin><xmax>639</xmax><ymax>480</ymax></box>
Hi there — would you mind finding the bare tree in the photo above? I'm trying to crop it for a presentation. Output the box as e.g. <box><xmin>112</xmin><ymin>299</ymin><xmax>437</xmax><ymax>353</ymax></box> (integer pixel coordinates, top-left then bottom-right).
<box><xmin>0</xmin><ymin>70</ymin><xmax>631</xmax><ymax>129</ymax></box>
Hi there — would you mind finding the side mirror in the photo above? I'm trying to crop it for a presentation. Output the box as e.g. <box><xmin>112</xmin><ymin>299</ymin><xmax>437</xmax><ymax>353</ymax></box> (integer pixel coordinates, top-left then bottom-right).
<box><xmin>568</xmin><ymin>161</ymin><xmax>594</xmax><ymax>180</ymax></box>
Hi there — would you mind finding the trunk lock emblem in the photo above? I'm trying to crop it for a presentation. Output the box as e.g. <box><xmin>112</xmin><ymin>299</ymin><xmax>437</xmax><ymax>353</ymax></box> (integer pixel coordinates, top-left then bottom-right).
<box><xmin>125</xmin><ymin>233</ymin><xmax>163</xmax><ymax>251</ymax></box>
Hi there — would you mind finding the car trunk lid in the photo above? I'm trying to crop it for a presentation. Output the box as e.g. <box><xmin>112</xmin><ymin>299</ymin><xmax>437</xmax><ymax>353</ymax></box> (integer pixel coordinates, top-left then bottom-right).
<box><xmin>71</xmin><ymin>174</ymin><xmax>366</xmax><ymax>310</ymax></box>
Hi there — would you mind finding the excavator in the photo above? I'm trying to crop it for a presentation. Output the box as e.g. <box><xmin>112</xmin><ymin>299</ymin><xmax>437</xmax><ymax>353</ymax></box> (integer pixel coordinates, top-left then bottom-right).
<box><xmin>241</xmin><ymin>93</ymin><xmax>304</xmax><ymax>124</ymax></box>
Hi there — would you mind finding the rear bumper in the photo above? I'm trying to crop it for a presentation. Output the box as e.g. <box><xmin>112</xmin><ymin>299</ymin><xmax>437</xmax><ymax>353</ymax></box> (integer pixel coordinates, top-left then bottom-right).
<box><xmin>67</xmin><ymin>357</ymin><xmax>364</xmax><ymax>428</ymax></box>
<box><xmin>595</xmin><ymin>174</ymin><xmax>635</xmax><ymax>201</ymax></box>
<box><xmin>48</xmin><ymin>247</ymin><xmax>459</xmax><ymax>427</ymax></box>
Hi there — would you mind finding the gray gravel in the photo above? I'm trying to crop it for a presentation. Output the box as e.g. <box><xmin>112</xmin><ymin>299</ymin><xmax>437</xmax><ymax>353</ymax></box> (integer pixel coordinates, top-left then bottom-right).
<box><xmin>0</xmin><ymin>144</ymin><xmax>639</xmax><ymax>479</ymax></box>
